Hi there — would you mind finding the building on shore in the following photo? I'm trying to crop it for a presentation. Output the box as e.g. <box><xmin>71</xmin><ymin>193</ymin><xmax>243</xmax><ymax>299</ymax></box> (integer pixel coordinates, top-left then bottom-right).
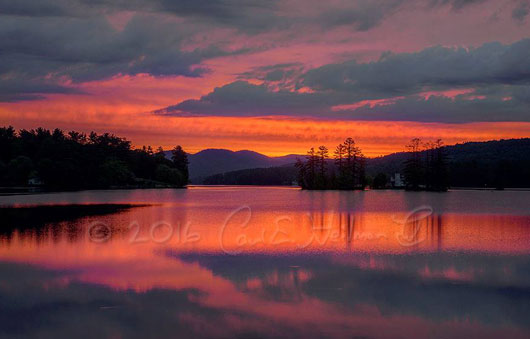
<box><xmin>391</xmin><ymin>173</ymin><xmax>404</xmax><ymax>188</ymax></box>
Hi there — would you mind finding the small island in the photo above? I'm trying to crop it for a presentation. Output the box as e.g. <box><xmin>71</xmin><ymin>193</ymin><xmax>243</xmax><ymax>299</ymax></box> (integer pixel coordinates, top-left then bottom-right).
<box><xmin>295</xmin><ymin>137</ymin><xmax>449</xmax><ymax>191</ymax></box>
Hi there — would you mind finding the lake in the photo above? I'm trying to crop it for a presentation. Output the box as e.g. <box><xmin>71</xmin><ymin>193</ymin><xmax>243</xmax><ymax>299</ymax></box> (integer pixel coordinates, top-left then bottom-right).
<box><xmin>0</xmin><ymin>187</ymin><xmax>529</xmax><ymax>338</ymax></box>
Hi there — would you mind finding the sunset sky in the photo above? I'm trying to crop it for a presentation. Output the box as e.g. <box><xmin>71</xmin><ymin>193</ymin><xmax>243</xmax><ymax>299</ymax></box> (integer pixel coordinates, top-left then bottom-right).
<box><xmin>1</xmin><ymin>0</ymin><xmax>529</xmax><ymax>156</ymax></box>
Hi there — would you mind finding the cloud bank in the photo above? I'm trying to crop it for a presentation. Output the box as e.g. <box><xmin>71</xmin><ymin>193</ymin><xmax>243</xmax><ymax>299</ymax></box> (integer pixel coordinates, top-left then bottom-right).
<box><xmin>1</xmin><ymin>0</ymin><xmax>529</xmax><ymax>125</ymax></box>
<box><xmin>159</xmin><ymin>39</ymin><xmax>530</xmax><ymax>122</ymax></box>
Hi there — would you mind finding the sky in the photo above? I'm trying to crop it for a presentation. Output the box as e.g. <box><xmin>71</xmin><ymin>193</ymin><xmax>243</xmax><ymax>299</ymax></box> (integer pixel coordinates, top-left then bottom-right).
<box><xmin>0</xmin><ymin>0</ymin><xmax>529</xmax><ymax>156</ymax></box>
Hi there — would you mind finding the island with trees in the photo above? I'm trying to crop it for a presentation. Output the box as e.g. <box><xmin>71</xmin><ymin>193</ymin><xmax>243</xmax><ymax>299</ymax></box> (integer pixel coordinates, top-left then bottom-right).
<box><xmin>257</xmin><ymin>137</ymin><xmax>526</xmax><ymax>191</ymax></box>
<box><xmin>294</xmin><ymin>137</ymin><xmax>449</xmax><ymax>191</ymax></box>
<box><xmin>0</xmin><ymin>126</ymin><xmax>189</xmax><ymax>191</ymax></box>
<box><xmin>295</xmin><ymin>138</ymin><xmax>366</xmax><ymax>190</ymax></box>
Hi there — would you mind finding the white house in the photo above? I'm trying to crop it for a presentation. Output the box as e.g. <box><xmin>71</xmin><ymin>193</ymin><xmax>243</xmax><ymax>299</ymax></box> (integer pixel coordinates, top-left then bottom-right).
<box><xmin>28</xmin><ymin>177</ymin><xmax>42</xmax><ymax>186</ymax></box>
<box><xmin>391</xmin><ymin>173</ymin><xmax>404</xmax><ymax>188</ymax></box>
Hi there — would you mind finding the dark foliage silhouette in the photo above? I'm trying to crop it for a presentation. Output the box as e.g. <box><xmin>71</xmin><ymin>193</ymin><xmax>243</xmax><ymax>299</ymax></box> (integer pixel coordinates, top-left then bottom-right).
<box><xmin>296</xmin><ymin>138</ymin><xmax>366</xmax><ymax>190</ymax></box>
<box><xmin>403</xmin><ymin>138</ymin><xmax>449</xmax><ymax>191</ymax></box>
<box><xmin>0</xmin><ymin>126</ymin><xmax>189</xmax><ymax>189</ymax></box>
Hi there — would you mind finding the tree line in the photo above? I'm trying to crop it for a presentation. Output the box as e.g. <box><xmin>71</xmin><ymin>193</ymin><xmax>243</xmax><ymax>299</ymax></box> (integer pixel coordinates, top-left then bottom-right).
<box><xmin>0</xmin><ymin>126</ymin><xmax>189</xmax><ymax>189</ymax></box>
<box><xmin>295</xmin><ymin>138</ymin><xmax>366</xmax><ymax>190</ymax></box>
<box><xmin>198</xmin><ymin>138</ymin><xmax>529</xmax><ymax>189</ymax></box>
<box><xmin>403</xmin><ymin>138</ymin><xmax>448</xmax><ymax>191</ymax></box>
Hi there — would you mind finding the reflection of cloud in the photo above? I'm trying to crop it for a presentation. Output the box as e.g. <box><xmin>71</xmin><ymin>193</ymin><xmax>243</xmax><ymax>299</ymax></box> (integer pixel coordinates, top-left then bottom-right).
<box><xmin>1</xmin><ymin>248</ymin><xmax>530</xmax><ymax>338</ymax></box>
<box><xmin>1</xmin><ymin>196</ymin><xmax>530</xmax><ymax>337</ymax></box>
<box><xmin>0</xmin><ymin>262</ymin><xmax>230</xmax><ymax>338</ymax></box>
<box><xmin>2</xmin><ymin>254</ymin><xmax>529</xmax><ymax>339</ymax></box>
<box><xmin>177</xmin><ymin>252</ymin><xmax>530</xmax><ymax>329</ymax></box>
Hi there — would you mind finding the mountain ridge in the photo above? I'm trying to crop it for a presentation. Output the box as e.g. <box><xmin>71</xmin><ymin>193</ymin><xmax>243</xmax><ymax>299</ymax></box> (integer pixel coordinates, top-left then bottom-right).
<box><xmin>165</xmin><ymin>148</ymin><xmax>303</xmax><ymax>182</ymax></box>
<box><xmin>195</xmin><ymin>138</ymin><xmax>530</xmax><ymax>187</ymax></box>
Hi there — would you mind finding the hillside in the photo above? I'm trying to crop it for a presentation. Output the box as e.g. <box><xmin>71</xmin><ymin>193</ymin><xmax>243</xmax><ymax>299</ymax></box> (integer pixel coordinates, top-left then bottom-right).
<box><xmin>173</xmin><ymin>149</ymin><xmax>301</xmax><ymax>183</ymax></box>
<box><xmin>200</xmin><ymin>139</ymin><xmax>530</xmax><ymax>188</ymax></box>
<box><xmin>203</xmin><ymin>165</ymin><xmax>298</xmax><ymax>186</ymax></box>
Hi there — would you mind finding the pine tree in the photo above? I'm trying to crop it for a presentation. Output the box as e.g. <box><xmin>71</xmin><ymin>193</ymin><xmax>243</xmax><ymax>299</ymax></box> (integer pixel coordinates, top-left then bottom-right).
<box><xmin>334</xmin><ymin>144</ymin><xmax>346</xmax><ymax>187</ymax></box>
<box><xmin>358</xmin><ymin>154</ymin><xmax>366</xmax><ymax>189</ymax></box>
<box><xmin>432</xmin><ymin>139</ymin><xmax>448</xmax><ymax>191</ymax></box>
<box><xmin>171</xmin><ymin>145</ymin><xmax>189</xmax><ymax>184</ymax></box>
<box><xmin>295</xmin><ymin>158</ymin><xmax>307</xmax><ymax>189</ymax></box>
<box><xmin>343</xmin><ymin>138</ymin><xmax>357</xmax><ymax>189</ymax></box>
<box><xmin>317</xmin><ymin>145</ymin><xmax>329</xmax><ymax>189</ymax></box>
<box><xmin>424</xmin><ymin>141</ymin><xmax>435</xmax><ymax>190</ymax></box>
<box><xmin>305</xmin><ymin>147</ymin><xmax>317</xmax><ymax>189</ymax></box>
<box><xmin>404</xmin><ymin>138</ymin><xmax>422</xmax><ymax>190</ymax></box>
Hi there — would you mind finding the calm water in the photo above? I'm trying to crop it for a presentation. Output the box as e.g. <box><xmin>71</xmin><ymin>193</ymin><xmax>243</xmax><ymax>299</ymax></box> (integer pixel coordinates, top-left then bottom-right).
<box><xmin>0</xmin><ymin>187</ymin><xmax>529</xmax><ymax>338</ymax></box>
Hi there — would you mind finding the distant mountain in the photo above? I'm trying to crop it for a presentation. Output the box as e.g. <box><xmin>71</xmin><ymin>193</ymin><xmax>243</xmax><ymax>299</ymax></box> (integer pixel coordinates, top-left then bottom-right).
<box><xmin>203</xmin><ymin>164</ymin><xmax>298</xmax><ymax>186</ymax></box>
<box><xmin>166</xmin><ymin>149</ymin><xmax>302</xmax><ymax>183</ymax></box>
<box><xmin>200</xmin><ymin>138</ymin><xmax>530</xmax><ymax>188</ymax></box>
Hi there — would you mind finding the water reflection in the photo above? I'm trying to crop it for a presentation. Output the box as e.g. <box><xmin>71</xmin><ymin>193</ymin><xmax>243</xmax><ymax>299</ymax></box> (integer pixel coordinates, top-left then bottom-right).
<box><xmin>0</xmin><ymin>188</ymin><xmax>529</xmax><ymax>338</ymax></box>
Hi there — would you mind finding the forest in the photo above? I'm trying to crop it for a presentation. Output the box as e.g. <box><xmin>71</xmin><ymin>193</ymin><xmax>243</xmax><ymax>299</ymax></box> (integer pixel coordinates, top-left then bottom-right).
<box><xmin>294</xmin><ymin>137</ymin><xmax>449</xmax><ymax>191</ymax></box>
<box><xmin>295</xmin><ymin>138</ymin><xmax>366</xmax><ymax>190</ymax></box>
<box><xmin>220</xmin><ymin>138</ymin><xmax>530</xmax><ymax>190</ymax></box>
<box><xmin>401</xmin><ymin>138</ymin><xmax>449</xmax><ymax>191</ymax></box>
<box><xmin>0</xmin><ymin>126</ymin><xmax>189</xmax><ymax>190</ymax></box>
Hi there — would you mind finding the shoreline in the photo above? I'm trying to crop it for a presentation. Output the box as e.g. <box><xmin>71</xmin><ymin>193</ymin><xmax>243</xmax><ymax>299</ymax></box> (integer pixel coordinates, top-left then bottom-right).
<box><xmin>2</xmin><ymin>185</ymin><xmax>530</xmax><ymax>196</ymax></box>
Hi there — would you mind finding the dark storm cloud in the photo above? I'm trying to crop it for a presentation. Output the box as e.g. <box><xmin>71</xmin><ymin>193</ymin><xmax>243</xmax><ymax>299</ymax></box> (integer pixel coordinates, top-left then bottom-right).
<box><xmin>237</xmin><ymin>63</ymin><xmax>304</xmax><ymax>84</ymax></box>
<box><xmin>345</xmin><ymin>88</ymin><xmax>530</xmax><ymax>123</ymax></box>
<box><xmin>0</xmin><ymin>0</ymin><xmax>528</xmax><ymax>103</ymax></box>
<box><xmin>0</xmin><ymin>0</ymin><xmax>403</xmax><ymax>102</ymax></box>
<box><xmin>512</xmin><ymin>1</ymin><xmax>530</xmax><ymax>22</ymax></box>
<box><xmin>301</xmin><ymin>39</ymin><xmax>530</xmax><ymax>95</ymax></box>
<box><xmin>0</xmin><ymin>0</ymin><xmax>83</xmax><ymax>16</ymax></box>
<box><xmin>156</xmin><ymin>80</ymin><xmax>336</xmax><ymax>116</ymax></box>
<box><xmin>0</xmin><ymin>11</ymin><xmax>253</xmax><ymax>101</ymax></box>
<box><xmin>160</xmin><ymin>39</ymin><xmax>530</xmax><ymax>122</ymax></box>
<box><xmin>318</xmin><ymin>0</ymin><xmax>404</xmax><ymax>31</ymax></box>
<box><xmin>0</xmin><ymin>78</ymin><xmax>82</xmax><ymax>102</ymax></box>
<box><xmin>0</xmin><ymin>14</ymin><xmax>237</xmax><ymax>81</ymax></box>
<box><xmin>428</xmin><ymin>0</ymin><xmax>488</xmax><ymax>11</ymax></box>
<box><xmin>0</xmin><ymin>0</ymin><xmax>284</xmax><ymax>34</ymax></box>
<box><xmin>0</xmin><ymin>0</ymin><xmax>402</xmax><ymax>33</ymax></box>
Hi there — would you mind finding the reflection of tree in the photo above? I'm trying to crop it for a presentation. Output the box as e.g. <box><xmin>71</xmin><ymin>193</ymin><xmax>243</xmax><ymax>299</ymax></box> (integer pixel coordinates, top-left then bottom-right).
<box><xmin>240</xmin><ymin>267</ymin><xmax>306</xmax><ymax>303</ymax></box>
<box><xmin>399</xmin><ymin>212</ymin><xmax>444</xmax><ymax>250</ymax></box>
<box><xmin>344</xmin><ymin>212</ymin><xmax>356</xmax><ymax>250</ymax></box>
<box><xmin>291</xmin><ymin>267</ymin><xmax>303</xmax><ymax>301</ymax></box>
<box><xmin>0</xmin><ymin>204</ymin><xmax>140</xmax><ymax>244</ymax></box>
<box><xmin>305</xmin><ymin>210</ymin><xmax>364</xmax><ymax>251</ymax></box>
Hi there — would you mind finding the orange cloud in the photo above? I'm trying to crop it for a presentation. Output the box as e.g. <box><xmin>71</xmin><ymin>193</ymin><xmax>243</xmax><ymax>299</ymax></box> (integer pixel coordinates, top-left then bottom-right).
<box><xmin>2</xmin><ymin>94</ymin><xmax>529</xmax><ymax>157</ymax></box>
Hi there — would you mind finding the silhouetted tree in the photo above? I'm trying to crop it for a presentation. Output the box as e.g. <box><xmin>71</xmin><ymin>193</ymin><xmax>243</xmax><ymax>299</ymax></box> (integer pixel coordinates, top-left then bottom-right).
<box><xmin>334</xmin><ymin>144</ymin><xmax>346</xmax><ymax>187</ymax></box>
<box><xmin>7</xmin><ymin>156</ymin><xmax>33</xmax><ymax>185</ymax></box>
<box><xmin>0</xmin><ymin>126</ymin><xmax>189</xmax><ymax>189</ymax></box>
<box><xmin>295</xmin><ymin>158</ymin><xmax>307</xmax><ymax>188</ymax></box>
<box><xmin>0</xmin><ymin>126</ymin><xmax>17</xmax><ymax>163</ymax></box>
<box><xmin>404</xmin><ymin>138</ymin><xmax>448</xmax><ymax>191</ymax></box>
<box><xmin>156</xmin><ymin>164</ymin><xmax>184</xmax><ymax>186</ymax></box>
<box><xmin>99</xmin><ymin>159</ymin><xmax>135</xmax><ymax>187</ymax></box>
<box><xmin>358</xmin><ymin>155</ymin><xmax>366</xmax><ymax>188</ymax></box>
<box><xmin>431</xmin><ymin>139</ymin><xmax>449</xmax><ymax>191</ymax></box>
<box><xmin>316</xmin><ymin>146</ymin><xmax>329</xmax><ymax>188</ymax></box>
<box><xmin>404</xmin><ymin>138</ymin><xmax>423</xmax><ymax>190</ymax></box>
<box><xmin>343</xmin><ymin>138</ymin><xmax>357</xmax><ymax>189</ymax></box>
<box><xmin>296</xmin><ymin>138</ymin><xmax>365</xmax><ymax>190</ymax></box>
<box><xmin>372</xmin><ymin>173</ymin><xmax>388</xmax><ymax>189</ymax></box>
<box><xmin>305</xmin><ymin>147</ymin><xmax>318</xmax><ymax>189</ymax></box>
<box><xmin>171</xmin><ymin>145</ymin><xmax>189</xmax><ymax>184</ymax></box>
